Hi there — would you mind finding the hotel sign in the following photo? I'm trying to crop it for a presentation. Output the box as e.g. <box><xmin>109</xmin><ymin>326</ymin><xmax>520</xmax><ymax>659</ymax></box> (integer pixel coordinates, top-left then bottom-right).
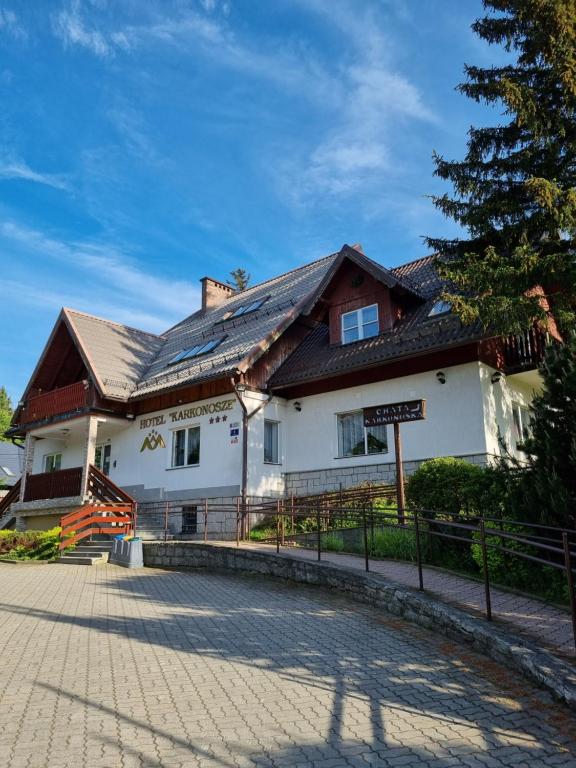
<box><xmin>363</xmin><ymin>399</ymin><xmax>426</xmax><ymax>427</ymax></box>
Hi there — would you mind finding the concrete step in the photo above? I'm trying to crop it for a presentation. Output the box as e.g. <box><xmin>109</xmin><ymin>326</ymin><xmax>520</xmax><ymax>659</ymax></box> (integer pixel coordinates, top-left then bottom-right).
<box><xmin>58</xmin><ymin>553</ymin><xmax>108</xmax><ymax>566</ymax></box>
<box><xmin>76</xmin><ymin>542</ymin><xmax>113</xmax><ymax>551</ymax></box>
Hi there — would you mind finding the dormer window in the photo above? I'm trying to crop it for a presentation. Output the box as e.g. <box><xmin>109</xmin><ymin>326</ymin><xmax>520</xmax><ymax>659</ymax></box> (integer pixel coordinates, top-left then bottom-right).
<box><xmin>341</xmin><ymin>305</ymin><xmax>379</xmax><ymax>344</ymax></box>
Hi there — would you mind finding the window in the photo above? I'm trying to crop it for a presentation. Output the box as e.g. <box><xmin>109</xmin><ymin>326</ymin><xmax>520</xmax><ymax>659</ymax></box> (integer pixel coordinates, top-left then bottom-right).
<box><xmin>228</xmin><ymin>297</ymin><xmax>267</xmax><ymax>319</ymax></box>
<box><xmin>181</xmin><ymin>506</ymin><xmax>198</xmax><ymax>534</ymax></box>
<box><xmin>168</xmin><ymin>337</ymin><xmax>225</xmax><ymax>366</ymax></box>
<box><xmin>428</xmin><ymin>300</ymin><xmax>451</xmax><ymax>317</ymax></box>
<box><xmin>264</xmin><ymin>420</ymin><xmax>280</xmax><ymax>464</ymax></box>
<box><xmin>512</xmin><ymin>403</ymin><xmax>532</xmax><ymax>446</ymax></box>
<box><xmin>171</xmin><ymin>427</ymin><xmax>200</xmax><ymax>467</ymax></box>
<box><xmin>341</xmin><ymin>305</ymin><xmax>379</xmax><ymax>344</ymax></box>
<box><xmin>43</xmin><ymin>453</ymin><xmax>62</xmax><ymax>473</ymax></box>
<box><xmin>337</xmin><ymin>411</ymin><xmax>388</xmax><ymax>457</ymax></box>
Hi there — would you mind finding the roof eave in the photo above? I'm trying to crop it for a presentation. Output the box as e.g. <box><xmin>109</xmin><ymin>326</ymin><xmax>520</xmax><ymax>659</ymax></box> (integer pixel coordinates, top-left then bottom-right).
<box><xmin>270</xmin><ymin>334</ymin><xmax>487</xmax><ymax>392</ymax></box>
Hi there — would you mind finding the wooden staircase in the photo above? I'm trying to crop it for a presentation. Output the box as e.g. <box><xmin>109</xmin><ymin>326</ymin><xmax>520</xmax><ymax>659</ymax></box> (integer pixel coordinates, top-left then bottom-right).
<box><xmin>0</xmin><ymin>480</ymin><xmax>21</xmax><ymax>530</ymax></box>
<box><xmin>59</xmin><ymin>466</ymin><xmax>136</xmax><ymax>564</ymax></box>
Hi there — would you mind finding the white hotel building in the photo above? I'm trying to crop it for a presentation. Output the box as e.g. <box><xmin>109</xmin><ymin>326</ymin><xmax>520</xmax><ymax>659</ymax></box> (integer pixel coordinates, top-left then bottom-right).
<box><xmin>2</xmin><ymin>244</ymin><xmax>547</xmax><ymax>532</ymax></box>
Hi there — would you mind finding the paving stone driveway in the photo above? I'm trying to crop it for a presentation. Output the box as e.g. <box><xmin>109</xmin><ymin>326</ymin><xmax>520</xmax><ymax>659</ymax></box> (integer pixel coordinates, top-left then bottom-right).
<box><xmin>0</xmin><ymin>564</ymin><xmax>575</xmax><ymax>768</ymax></box>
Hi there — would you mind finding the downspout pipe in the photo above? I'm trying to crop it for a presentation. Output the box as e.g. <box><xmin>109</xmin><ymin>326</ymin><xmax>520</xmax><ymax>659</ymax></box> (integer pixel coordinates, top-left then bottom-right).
<box><xmin>231</xmin><ymin>379</ymin><xmax>273</xmax><ymax>533</ymax></box>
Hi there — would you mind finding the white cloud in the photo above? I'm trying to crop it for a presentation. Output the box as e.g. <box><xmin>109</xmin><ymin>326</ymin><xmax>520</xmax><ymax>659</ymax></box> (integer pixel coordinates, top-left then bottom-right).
<box><xmin>129</xmin><ymin>1</ymin><xmax>436</xmax><ymax>200</ymax></box>
<box><xmin>53</xmin><ymin>0</ymin><xmax>129</xmax><ymax>58</ymax></box>
<box><xmin>0</xmin><ymin>158</ymin><xmax>70</xmax><ymax>191</ymax></box>
<box><xmin>0</xmin><ymin>221</ymin><xmax>200</xmax><ymax>331</ymax></box>
<box><xmin>0</xmin><ymin>7</ymin><xmax>27</xmax><ymax>40</ymax></box>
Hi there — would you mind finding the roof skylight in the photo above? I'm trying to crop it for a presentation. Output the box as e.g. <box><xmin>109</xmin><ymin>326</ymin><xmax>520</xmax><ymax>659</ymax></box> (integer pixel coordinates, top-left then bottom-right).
<box><xmin>168</xmin><ymin>337</ymin><xmax>225</xmax><ymax>366</ymax></box>
<box><xmin>428</xmin><ymin>300</ymin><xmax>451</xmax><ymax>317</ymax></box>
<box><xmin>228</xmin><ymin>297</ymin><xmax>267</xmax><ymax>319</ymax></box>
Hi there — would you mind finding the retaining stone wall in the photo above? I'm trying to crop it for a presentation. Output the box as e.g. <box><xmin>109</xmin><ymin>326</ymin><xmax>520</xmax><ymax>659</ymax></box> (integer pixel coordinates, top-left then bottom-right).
<box><xmin>143</xmin><ymin>541</ymin><xmax>576</xmax><ymax>711</ymax></box>
<box><xmin>284</xmin><ymin>453</ymin><xmax>489</xmax><ymax>495</ymax></box>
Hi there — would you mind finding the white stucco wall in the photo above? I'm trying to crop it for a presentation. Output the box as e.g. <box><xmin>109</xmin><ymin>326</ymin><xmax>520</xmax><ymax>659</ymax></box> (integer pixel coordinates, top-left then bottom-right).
<box><xmin>244</xmin><ymin>392</ymin><xmax>286</xmax><ymax>498</ymax></box>
<box><xmin>281</xmin><ymin>362</ymin><xmax>489</xmax><ymax>474</ymax></box>
<box><xmin>23</xmin><ymin>362</ymin><xmax>542</xmax><ymax>501</ymax></box>
<box><xmin>107</xmin><ymin>395</ymin><xmax>243</xmax><ymax>496</ymax></box>
<box><xmin>32</xmin><ymin>434</ymin><xmax>85</xmax><ymax>474</ymax></box>
<box><xmin>479</xmin><ymin>363</ymin><xmax>541</xmax><ymax>458</ymax></box>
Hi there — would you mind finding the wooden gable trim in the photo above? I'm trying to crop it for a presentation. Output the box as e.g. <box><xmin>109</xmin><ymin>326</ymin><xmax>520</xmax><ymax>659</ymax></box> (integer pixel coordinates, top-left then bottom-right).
<box><xmin>62</xmin><ymin>309</ymin><xmax>108</xmax><ymax>399</ymax></box>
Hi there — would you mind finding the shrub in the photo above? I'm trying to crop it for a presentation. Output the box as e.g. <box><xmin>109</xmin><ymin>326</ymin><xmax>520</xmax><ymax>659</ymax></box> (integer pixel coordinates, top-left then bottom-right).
<box><xmin>470</xmin><ymin>521</ymin><xmax>567</xmax><ymax>602</ymax></box>
<box><xmin>406</xmin><ymin>457</ymin><xmax>495</xmax><ymax>516</ymax></box>
<box><xmin>0</xmin><ymin>526</ymin><xmax>70</xmax><ymax>561</ymax></box>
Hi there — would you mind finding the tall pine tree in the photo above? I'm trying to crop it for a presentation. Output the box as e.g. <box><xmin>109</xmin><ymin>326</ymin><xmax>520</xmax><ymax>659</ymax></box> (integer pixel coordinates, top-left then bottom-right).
<box><xmin>428</xmin><ymin>1</ymin><xmax>576</xmax><ymax>335</ymax></box>
<box><xmin>502</xmin><ymin>335</ymin><xmax>576</xmax><ymax>527</ymax></box>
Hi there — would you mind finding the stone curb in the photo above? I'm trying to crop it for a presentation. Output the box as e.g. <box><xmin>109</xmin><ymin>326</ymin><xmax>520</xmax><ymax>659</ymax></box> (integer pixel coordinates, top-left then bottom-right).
<box><xmin>143</xmin><ymin>541</ymin><xmax>576</xmax><ymax>712</ymax></box>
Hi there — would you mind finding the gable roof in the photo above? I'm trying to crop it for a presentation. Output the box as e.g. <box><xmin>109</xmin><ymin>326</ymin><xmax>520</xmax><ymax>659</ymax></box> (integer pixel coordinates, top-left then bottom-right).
<box><xmin>130</xmin><ymin>250</ymin><xmax>342</xmax><ymax>398</ymax></box>
<box><xmin>63</xmin><ymin>309</ymin><xmax>165</xmax><ymax>399</ymax></box>
<box><xmin>19</xmin><ymin>246</ymin><xmax>475</xmax><ymax>405</ymax></box>
<box><xmin>269</xmin><ymin>254</ymin><xmax>484</xmax><ymax>390</ymax></box>
<box><xmin>300</xmin><ymin>244</ymin><xmax>424</xmax><ymax>314</ymax></box>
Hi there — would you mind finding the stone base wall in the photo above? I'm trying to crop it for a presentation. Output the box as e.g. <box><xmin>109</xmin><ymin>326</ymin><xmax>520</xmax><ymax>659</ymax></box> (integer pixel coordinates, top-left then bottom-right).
<box><xmin>284</xmin><ymin>453</ymin><xmax>489</xmax><ymax>496</ymax></box>
<box><xmin>142</xmin><ymin>542</ymin><xmax>576</xmax><ymax>711</ymax></box>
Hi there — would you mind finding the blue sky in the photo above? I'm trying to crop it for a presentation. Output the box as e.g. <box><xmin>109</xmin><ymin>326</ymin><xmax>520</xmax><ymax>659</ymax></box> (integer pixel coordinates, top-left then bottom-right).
<box><xmin>0</xmin><ymin>0</ymin><xmax>503</xmax><ymax>401</ymax></box>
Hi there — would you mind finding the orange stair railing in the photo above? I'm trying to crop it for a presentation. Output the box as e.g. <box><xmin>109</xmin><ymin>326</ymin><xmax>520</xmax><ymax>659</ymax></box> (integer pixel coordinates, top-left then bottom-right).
<box><xmin>60</xmin><ymin>503</ymin><xmax>134</xmax><ymax>549</ymax></box>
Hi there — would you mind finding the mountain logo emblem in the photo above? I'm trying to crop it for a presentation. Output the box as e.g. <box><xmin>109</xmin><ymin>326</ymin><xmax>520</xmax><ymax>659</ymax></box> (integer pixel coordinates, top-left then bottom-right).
<box><xmin>140</xmin><ymin>429</ymin><xmax>166</xmax><ymax>452</ymax></box>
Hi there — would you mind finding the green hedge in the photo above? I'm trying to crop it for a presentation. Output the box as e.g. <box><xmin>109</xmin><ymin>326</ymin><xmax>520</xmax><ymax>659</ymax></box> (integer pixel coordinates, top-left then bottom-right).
<box><xmin>0</xmin><ymin>527</ymin><xmax>73</xmax><ymax>561</ymax></box>
<box><xmin>406</xmin><ymin>457</ymin><xmax>502</xmax><ymax>516</ymax></box>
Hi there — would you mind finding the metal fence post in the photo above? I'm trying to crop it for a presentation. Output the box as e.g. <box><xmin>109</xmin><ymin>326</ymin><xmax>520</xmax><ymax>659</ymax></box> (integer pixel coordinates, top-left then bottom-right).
<box><xmin>414</xmin><ymin>513</ymin><xmax>424</xmax><ymax>591</ymax></box>
<box><xmin>316</xmin><ymin>506</ymin><xmax>321</xmax><ymax>562</ymax></box>
<box><xmin>203</xmin><ymin>498</ymin><xmax>208</xmax><ymax>543</ymax></box>
<box><xmin>132</xmin><ymin>502</ymin><xmax>138</xmax><ymax>538</ymax></box>
<box><xmin>276</xmin><ymin>500</ymin><xmax>281</xmax><ymax>554</ymax></box>
<box><xmin>363</xmin><ymin>508</ymin><xmax>369</xmax><ymax>573</ymax></box>
<box><xmin>479</xmin><ymin>519</ymin><xmax>492</xmax><ymax>621</ymax></box>
<box><xmin>236</xmin><ymin>498</ymin><xmax>240</xmax><ymax>547</ymax></box>
<box><xmin>562</xmin><ymin>533</ymin><xmax>576</xmax><ymax>650</ymax></box>
<box><xmin>164</xmin><ymin>501</ymin><xmax>169</xmax><ymax>543</ymax></box>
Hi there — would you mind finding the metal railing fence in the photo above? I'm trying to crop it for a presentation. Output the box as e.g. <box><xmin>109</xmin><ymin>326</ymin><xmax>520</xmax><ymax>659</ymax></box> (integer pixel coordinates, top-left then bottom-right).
<box><xmin>133</xmin><ymin>485</ymin><xmax>576</xmax><ymax>649</ymax></box>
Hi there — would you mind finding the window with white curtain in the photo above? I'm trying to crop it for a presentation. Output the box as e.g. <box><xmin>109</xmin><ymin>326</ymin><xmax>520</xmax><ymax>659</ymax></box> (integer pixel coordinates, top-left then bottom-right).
<box><xmin>337</xmin><ymin>411</ymin><xmax>388</xmax><ymax>457</ymax></box>
<box><xmin>171</xmin><ymin>426</ymin><xmax>200</xmax><ymax>467</ymax></box>
<box><xmin>264</xmin><ymin>420</ymin><xmax>280</xmax><ymax>464</ymax></box>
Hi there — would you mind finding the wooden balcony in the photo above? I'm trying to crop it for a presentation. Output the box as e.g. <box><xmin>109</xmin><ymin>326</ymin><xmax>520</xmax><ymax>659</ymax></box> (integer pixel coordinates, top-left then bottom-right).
<box><xmin>503</xmin><ymin>328</ymin><xmax>548</xmax><ymax>373</ymax></box>
<box><xmin>20</xmin><ymin>381</ymin><xmax>90</xmax><ymax>425</ymax></box>
<box><xmin>23</xmin><ymin>467</ymin><xmax>83</xmax><ymax>502</ymax></box>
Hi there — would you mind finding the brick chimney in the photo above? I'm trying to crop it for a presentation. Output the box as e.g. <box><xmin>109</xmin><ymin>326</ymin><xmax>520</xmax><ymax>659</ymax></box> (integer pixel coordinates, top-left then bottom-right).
<box><xmin>200</xmin><ymin>276</ymin><xmax>234</xmax><ymax>311</ymax></box>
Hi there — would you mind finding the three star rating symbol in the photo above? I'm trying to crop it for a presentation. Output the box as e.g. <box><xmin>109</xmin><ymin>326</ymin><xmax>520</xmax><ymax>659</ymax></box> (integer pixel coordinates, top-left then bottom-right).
<box><xmin>209</xmin><ymin>415</ymin><xmax>228</xmax><ymax>425</ymax></box>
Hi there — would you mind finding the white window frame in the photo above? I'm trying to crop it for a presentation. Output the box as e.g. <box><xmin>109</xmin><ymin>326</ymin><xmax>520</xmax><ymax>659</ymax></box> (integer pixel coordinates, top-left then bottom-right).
<box><xmin>336</xmin><ymin>410</ymin><xmax>388</xmax><ymax>458</ymax></box>
<box><xmin>264</xmin><ymin>419</ymin><xmax>281</xmax><ymax>465</ymax></box>
<box><xmin>512</xmin><ymin>402</ymin><xmax>532</xmax><ymax>447</ymax></box>
<box><xmin>43</xmin><ymin>452</ymin><xmax>62</xmax><ymax>473</ymax></box>
<box><xmin>341</xmin><ymin>304</ymin><xmax>379</xmax><ymax>345</ymax></box>
<box><xmin>169</xmin><ymin>425</ymin><xmax>201</xmax><ymax>469</ymax></box>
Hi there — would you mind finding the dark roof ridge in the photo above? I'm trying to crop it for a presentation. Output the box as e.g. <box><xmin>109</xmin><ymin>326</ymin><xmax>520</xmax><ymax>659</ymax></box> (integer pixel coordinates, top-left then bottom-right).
<box><xmin>64</xmin><ymin>307</ymin><xmax>165</xmax><ymax>340</ymax></box>
<box><xmin>390</xmin><ymin>253</ymin><xmax>437</xmax><ymax>271</ymax></box>
<box><xmin>160</xmin><ymin>249</ymin><xmax>341</xmax><ymax>336</ymax></box>
<box><xmin>231</xmin><ymin>249</ymin><xmax>340</xmax><ymax>296</ymax></box>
